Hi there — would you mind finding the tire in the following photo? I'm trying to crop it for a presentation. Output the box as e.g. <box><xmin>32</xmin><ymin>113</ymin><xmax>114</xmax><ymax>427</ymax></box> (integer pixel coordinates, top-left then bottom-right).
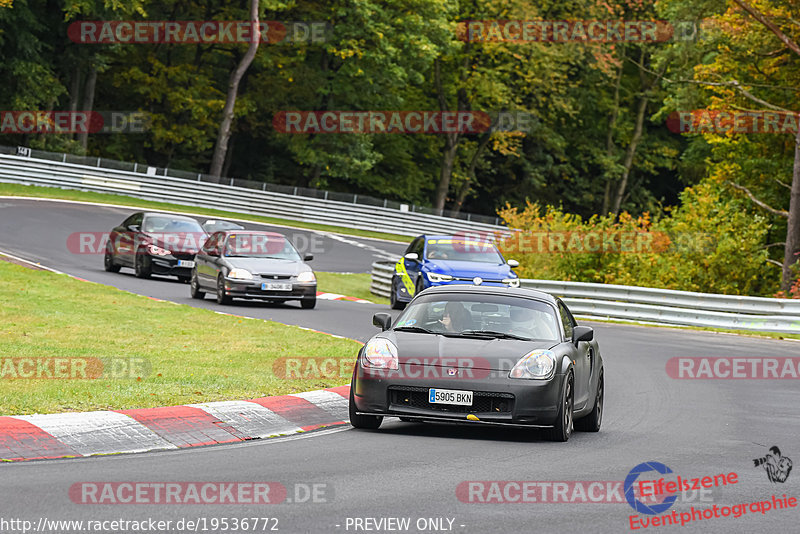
<box><xmin>190</xmin><ymin>271</ymin><xmax>205</xmax><ymax>300</ymax></box>
<box><xmin>575</xmin><ymin>372</ymin><xmax>603</xmax><ymax>432</ymax></box>
<box><xmin>390</xmin><ymin>276</ymin><xmax>406</xmax><ymax>310</ymax></box>
<box><xmin>545</xmin><ymin>372</ymin><xmax>574</xmax><ymax>442</ymax></box>
<box><xmin>348</xmin><ymin>381</ymin><xmax>382</xmax><ymax>430</ymax></box>
<box><xmin>134</xmin><ymin>250</ymin><xmax>151</xmax><ymax>279</ymax></box>
<box><xmin>216</xmin><ymin>275</ymin><xmax>232</xmax><ymax>305</ymax></box>
<box><xmin>103</xmin><ymin>244</ymin><xmax>120</xmax><ymax>273</ymax></box>
<box><xmin>301</xmin><ymin>297</ymin><xmax>316</xmax><ymax>309</ymax></box>
<box><xmin>415</xmin><ymin>275</ymin><xmax>426</xmax><ymax>295</ymax></box>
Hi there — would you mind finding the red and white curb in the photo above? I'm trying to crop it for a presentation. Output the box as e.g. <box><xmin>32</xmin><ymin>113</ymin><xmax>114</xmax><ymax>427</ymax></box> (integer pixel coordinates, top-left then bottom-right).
<box><xmin>316</xmin><ymin>291</ymin><xmax>372</xmax><ymax>304</ymax></box>
<box><xmin>0</xmin><ymin>386</ymin><xmax>350</xmax><ymax>462</ymax></box>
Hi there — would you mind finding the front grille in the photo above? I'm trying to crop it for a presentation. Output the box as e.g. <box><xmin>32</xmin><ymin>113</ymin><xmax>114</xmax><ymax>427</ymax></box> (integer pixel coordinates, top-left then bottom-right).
<box><xmin>388</xmin><ymin>385</ymin><xmax>514</xmax><ymax>414</ymax></box>
<box><xmin>259</xmin><ymin>274</ymin><xmax>292</xmax><ymax>280</ymax></box>
<box><xmin>172</xmin><ymin>251</ymin><xmax>196</xmax><ymax>261</ymax></box>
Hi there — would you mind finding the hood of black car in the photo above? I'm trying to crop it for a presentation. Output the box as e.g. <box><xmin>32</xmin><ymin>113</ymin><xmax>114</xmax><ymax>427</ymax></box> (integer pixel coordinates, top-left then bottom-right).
<box><xmin>386</xmin><ymin>331</ymin><xmax>557</xmax><ymax>371</ymax></box>
<box><xmin>144</xmin><ymin>232</ymin><xmax>206</xmax><ymax>255</ymax></box>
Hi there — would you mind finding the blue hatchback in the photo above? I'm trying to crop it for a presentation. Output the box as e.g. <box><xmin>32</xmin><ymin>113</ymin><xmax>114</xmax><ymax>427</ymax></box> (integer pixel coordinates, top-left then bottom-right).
<box><xmin>390</xmin><ymin>234</ymin><xmax>519</xmax><ymax>309</ymax></box>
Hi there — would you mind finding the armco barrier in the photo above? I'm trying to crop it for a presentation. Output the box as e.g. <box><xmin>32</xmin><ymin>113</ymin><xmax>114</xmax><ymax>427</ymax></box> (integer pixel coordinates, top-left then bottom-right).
<box><xmin>0</xmin><ymin>153</ymin><xmax>506</xmax><ymax>237</ymax></box>
<box><xmin>370</xmin><ymin>262</ymin><xmax>800</xmax><ymax>334</ymax></box>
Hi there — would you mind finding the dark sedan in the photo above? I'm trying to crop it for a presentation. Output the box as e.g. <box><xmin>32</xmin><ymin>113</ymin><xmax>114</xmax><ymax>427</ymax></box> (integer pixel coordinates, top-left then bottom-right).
<box><xmin>104</xmin><ymin>212</ymin><xmax>208</xmax><ymax>282</ymax></box>
<box><xmin>348</xmin><ymin>285</ymin><xmax>604</xmax><ymax>441</ymax></box>
<box><xmin>190</xmin><ymin>230</ymin><xmax>317</xmax><ymax>308</ymax></box>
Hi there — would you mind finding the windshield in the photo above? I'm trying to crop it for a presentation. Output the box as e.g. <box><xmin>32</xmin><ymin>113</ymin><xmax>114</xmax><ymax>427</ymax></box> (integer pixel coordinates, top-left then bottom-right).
<box><xmin>394</xmin><ymin>293</ymin><xmax>561</xmax><ymax>342</ymax></box>
<box><xmin>142</xmin><ymin>216</ymin><xmax>205</xmax><ymax>234</ymax></box>
<box><xmin>223</xmin><ymin>233</ymin><xmax>301</xmax><ymax>260</ymax></box>
<box><xmin>425</xmin><ymin>239</ymin><xmax>505</xmax><ymax>263</ymax></box>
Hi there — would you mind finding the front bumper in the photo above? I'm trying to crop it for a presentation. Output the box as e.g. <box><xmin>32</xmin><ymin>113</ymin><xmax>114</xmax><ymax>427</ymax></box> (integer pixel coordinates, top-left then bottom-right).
<box><xmin>149</xmin><ymin>256</ymin><xmax>195</xmax><ymax>277</ymax></box>
<box><xmin>352</xmin><ymin>367</ymin><xmax>565</xmax><ymax>427</ymax></box>
<box><xmin>223</xmin><ymin>279</ymin><xmax>316</xmax><ymax>301</ymax></box>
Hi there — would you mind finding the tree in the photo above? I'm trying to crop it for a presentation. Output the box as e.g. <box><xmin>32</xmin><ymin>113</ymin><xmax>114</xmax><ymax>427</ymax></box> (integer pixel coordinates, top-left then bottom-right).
<box><xmin>209</xmin><ymin>0</ymin><xmax>260</xmax><ymax>177</ymax></box>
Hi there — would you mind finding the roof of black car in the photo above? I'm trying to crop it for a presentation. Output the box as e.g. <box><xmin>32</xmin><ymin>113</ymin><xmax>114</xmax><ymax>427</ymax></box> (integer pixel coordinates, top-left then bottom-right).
<box><xmin>416</xmin><ymin>284</ymin><xmax>556</xmax><ymax>304</ymax></box>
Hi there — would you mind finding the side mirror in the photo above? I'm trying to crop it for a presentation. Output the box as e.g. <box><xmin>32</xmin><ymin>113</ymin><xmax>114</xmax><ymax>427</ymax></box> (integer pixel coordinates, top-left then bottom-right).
<box><xmin>572</xmin><ymin>326</ymin><xmax>594</xmax><ymax>345</ymax></box>
<box><xmin>128</xmin><ymin>224</ymin><xmax>140</xmax><ymax>232</ymax></box>
<box><xmin>507</xmin><ymin>259</ymin><xmax>519</xmax><ymax>268</ymax></box>
<box><xmin>372</xmin><ymin>312</ymin><xmax>392</xmax><ymax>331</ymax></box>
<box><xmin>404</xmin><ymin>252</ymin><xmax>419</xmax><ymax>262</ymax></box>
<box><xmin>206</xmin><ymin>247</ymin><xmax>220</xmax><ymax>257</ymax></box>
<box><xmin>304</xmin><ymin>254</ymin><xmax>314</xmax><ymax>261</ymax></box>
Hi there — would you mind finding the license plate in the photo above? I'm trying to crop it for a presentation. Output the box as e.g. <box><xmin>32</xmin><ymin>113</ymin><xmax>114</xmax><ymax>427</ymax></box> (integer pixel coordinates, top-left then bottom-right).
<box><xmin>177</xmin><ymin>260</ymin><xmax>195</xmax><ymax>268</ymax></box>
<box><xmin>428</xmin><ymin>388</ymin><xmax>473</xmax><ymax>406</ymax></box>
<box><xmin>262</xmin><ymin>282</ymin><xmax>292</xmax><ymax>291</ymax></box>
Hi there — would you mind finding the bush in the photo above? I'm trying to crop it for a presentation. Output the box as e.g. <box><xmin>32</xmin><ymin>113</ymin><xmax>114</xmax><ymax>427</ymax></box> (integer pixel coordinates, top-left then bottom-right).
<box><xmin>498</xmin><ymin>182</ymin><xmax>777</xmax><ymax>295</ymax></box>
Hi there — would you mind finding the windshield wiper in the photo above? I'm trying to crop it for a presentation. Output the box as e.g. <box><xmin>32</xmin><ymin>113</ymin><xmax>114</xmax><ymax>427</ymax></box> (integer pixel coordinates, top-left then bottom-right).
<box><xmin>393</xmin><ymin>326</ymin><xmax>437</xmax><ymax>334</ymax></box>
<box><xmin>457</xmin><ymin>330</ymin><xmax>532</xmax><ymax>341</ymax></box>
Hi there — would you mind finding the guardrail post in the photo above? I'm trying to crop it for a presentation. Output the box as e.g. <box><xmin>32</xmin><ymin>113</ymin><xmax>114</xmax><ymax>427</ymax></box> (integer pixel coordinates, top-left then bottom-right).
<box><xmin>96</xmin><ymin>158</ymin><xmax>101</xmax><ymax>167</ymax></box>
<box><xmin>354</xmin><ymin>195</ymin><xmax>358</xmax><ymax>204</ymax></box>
<box><xmin>62</xmin><ymin>154</ymin><xmax>67</xmax><ymax>163</ymax></box>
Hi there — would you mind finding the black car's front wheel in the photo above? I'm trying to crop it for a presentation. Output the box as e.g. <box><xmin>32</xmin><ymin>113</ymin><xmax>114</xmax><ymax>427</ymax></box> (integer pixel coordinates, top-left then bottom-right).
<box><xmin>134</xmin><ymin>250</ymin><xmax>151</xmax><ymax>279</ymax></box>
<box><xmin>545</xmin><ymin>372</ymin><xmax>574</xmax><ymax>442</ymax></box>
<box><xmin>190</xmin><ymin>271</ymin><xmax>205</xmax><ymax>300</ymax></box>
<box><xmin>348</xmin><ymin>383</ymin><xmax>382</xmax><ymax>430</ymax></box>
<box><xmin>103</xmin><ymin>244</ymin><xmax>120</xmax><ymax>273</ymax></box>
<box><xmin>575</xmin><ymin>372</ymin><xmax>603</xmax><ymax>432</ymax></box>
<box><xmin>301</xmin><ymin>297</ymin><xmax>316</xmax><ymax>309</ymax></box>
<box><xmin>216</xmin><ymin>275</ymin><xmax>232</xmax><ymax>305</ymax></box>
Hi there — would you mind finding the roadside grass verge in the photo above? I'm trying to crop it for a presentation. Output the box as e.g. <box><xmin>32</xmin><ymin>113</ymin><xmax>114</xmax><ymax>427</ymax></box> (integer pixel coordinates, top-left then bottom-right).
<box><xmin>316</xmin><ymin>272</ymin><xmax>389</xmax><ymax>305</ymax></box>
<box><xmin>0</xmin><ymin>183</ymin><xmax>411</xmax><ymax>243</ymax></box>
<box><xmin>0</xmin><ymin>260</ymin><xmax>361</xmax><ymax>415</ymax></box>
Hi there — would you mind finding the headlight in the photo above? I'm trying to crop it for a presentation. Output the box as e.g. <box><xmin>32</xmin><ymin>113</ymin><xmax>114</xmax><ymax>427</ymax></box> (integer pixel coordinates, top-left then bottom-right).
<box><xmin>146</xmin><ymin>244</ymin><xmax>172</xmax><ymax>256</ymax></box>
<box><xmin>427</xmin><ymin>272</ymin><xmax>453</xmax><ymax>283</ymax></box>
<box><xmin>361</xmin><ymin>338</ymin><xmax>399</xmax><ymax>370</ymax></box>
<box><xmin>297</xmin><ymin>271</ymin><xmax>316</xmax><ymax>283</ymax></box>
<box><xmin>227</xmin><ymin>268</ymin><xmax>253</xmax><ymax>280</ymax></box>
<box><xmin>509</xmin><ymin>349</ymin><xmax>556</xmax><ymax>379</ymax></box>
<box><xmin>503</xmin><ymin>278</ymin><xmax>520</xmax><ymax>288</ymax></box>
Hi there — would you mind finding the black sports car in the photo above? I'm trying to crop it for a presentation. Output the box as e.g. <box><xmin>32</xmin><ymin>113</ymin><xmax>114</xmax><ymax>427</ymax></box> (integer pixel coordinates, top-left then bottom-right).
<box><xmin>349</xmin><ymin>285</ymin><xmax>604</xmax><ymax>441</ymax></box>
<box><xmin>104</xmin><ymin>212</ymin><xmax>208</xmax><ymax>282</ymax></box>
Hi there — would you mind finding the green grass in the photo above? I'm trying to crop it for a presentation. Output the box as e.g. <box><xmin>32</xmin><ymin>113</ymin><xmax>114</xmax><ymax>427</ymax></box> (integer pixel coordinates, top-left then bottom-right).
<box><xmin>316</xmin><ymin>272</ymin><xmax>389</xmax><ymax>305</ymax></box>
<box><xmin>0</xmin><ymin>260</ymin><xmax>362</xmax><ymax>415</ymax></box>
<box><xmin>0</xmin><ymin>183</ymin><xmax>412</xmax><ymax>243</ymax></box>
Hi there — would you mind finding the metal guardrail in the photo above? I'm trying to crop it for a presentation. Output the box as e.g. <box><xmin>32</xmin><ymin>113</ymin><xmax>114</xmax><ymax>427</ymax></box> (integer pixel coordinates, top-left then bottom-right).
<box><xmin>369</xmin><ymin>262</ymin><xmax>800</xmax><ymax>334</ymax></box>
<box><xmin>0</xmin><ymin>150</ymin><xmax>505</xmax><ymax>236</ymax></box>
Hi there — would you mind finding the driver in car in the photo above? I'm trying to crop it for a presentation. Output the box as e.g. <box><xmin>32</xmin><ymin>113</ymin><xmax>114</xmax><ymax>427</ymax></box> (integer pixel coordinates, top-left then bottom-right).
<box><xmin>439</xmin><ymin>302</ymin><xmax>471</xmax><ymax>333</ymax></box>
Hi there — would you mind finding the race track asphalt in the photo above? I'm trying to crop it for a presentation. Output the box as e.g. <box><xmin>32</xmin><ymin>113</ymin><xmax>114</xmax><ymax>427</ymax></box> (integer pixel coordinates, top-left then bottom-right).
<box><xmin>1</xmin><ymin>197</ymin><xmax>798</xmax><ymax>533</ymax></box>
